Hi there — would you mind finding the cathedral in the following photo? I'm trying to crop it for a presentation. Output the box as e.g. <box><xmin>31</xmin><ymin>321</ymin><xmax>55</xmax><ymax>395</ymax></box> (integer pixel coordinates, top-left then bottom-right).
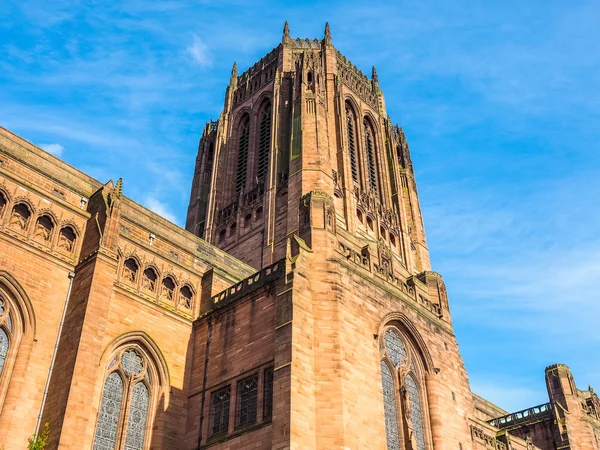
<box><xmin>0</xmin><ymin>22</ymin><xmax>598</xmax><ymax>450</ymax></box>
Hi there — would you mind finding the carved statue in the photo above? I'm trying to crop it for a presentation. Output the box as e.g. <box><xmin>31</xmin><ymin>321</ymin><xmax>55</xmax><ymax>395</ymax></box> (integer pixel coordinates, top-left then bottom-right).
<box><xmin>402</xmin><ymin>386</ymin><xmax>418</xmax><ymax>450</ymax></box>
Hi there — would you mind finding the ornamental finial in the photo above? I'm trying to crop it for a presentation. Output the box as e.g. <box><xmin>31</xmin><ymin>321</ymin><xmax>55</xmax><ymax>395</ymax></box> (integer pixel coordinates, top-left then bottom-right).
<box><xmin>324</xmin><ymin>22</ymin><xmax>332</xmax><ymax>45</ymax></box>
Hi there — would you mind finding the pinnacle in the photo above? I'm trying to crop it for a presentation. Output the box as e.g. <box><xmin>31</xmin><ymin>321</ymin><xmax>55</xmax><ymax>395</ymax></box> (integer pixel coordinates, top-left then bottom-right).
<box><xmin>283</xmin><ymin>20</ymin><xmax>290</xmax><ymax>39</ymax></box>
<box><xmin>324</xmin><ymin>21</ymin><xmax>332</xmax><ymax>45</ymax></box>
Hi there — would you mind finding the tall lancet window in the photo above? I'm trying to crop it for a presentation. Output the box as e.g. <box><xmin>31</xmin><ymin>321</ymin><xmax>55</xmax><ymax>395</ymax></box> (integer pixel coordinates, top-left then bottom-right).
<box><xmin>257</xmin><ymin>103</ymin><xmax>272</xmax><ymax>183</ymax></box>
<box><xmin>380</xmin><ymin>327</ymin><xmax>428</xmax><ymax>450</ymax></box>
<box><xmin>235</xmin><ymin>114</ymin><xmax>250</xmax><ymax>195</ymax></box>
<box><xmin>93</xmin><ymin>345</ymin><xmax>162</xmax><ymax>450</ymax></box>
<box><xmin>364</xmin><ymin>119</ymin><xmax>378</xmax><ymax>194</ymax></box>
<box><xmin>345</xmin><ymin>104</ymin><xmax>359</xmax><ymax>185</ymax></box>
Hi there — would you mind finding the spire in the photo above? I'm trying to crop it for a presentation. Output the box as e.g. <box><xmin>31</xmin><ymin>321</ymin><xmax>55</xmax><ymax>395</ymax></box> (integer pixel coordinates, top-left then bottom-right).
<box><xmin>372</xmin><ymin>65</ymin><xmax>378</xmax><ymax>83</ymax></box>
<box><xmin>324</xmin><ymin>22</ymin><xmax>332</xmax><ymax>46</ymax></box>
<box><xmin>283</xmin><ymin>20</ymin><xmax>290</xmax><ymax>43</ymax></box>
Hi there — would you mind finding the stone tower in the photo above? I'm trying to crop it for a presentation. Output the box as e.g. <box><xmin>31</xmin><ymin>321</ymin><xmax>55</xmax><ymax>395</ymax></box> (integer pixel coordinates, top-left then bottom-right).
<box><xmin>186</xmin><ymin>21</ymin><xmax>430</xmax><ymax>274</ymax></box>
<box><xmin>183</xmin><ymin>22</ymin><xmax>522</xmax><ymax>450</ymax></box>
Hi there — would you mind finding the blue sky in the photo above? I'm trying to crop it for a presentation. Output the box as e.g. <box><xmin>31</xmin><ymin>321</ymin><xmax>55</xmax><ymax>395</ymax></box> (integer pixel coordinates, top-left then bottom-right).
<box><xmin>2</xmin><ymin>0</ymin><xmax>599</xmax><ymax>413</ymax></box>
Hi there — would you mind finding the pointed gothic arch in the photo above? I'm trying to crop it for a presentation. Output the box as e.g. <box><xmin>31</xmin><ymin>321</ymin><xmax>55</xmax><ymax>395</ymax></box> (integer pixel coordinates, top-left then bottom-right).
<box><xmin>377</xmin><ymin>313</ymin><xmax>434</xmax><ymax>450</ymax></box>
<box><xmin>344</xmin><ymin>100</ymin><xmax>361</xmax><ymax>187</ymax></box>
<box><xmin>0</xmin><ymin>271</ymin><xmax>36</xmax><ymax>412</ymax></box>
<box><xmin>234</xmin><ymin>113</ymin><xmax>251</xmax><ymax>196</ymax></box>
<box><xmin>363</xmin><ymin>116</ymin><xmax>379</xmax><ymax>195</ymax></box>
<box><xmin>93</xmin><ymin>332</ymin><xmax>169</xmax><ymax>450</ymax></box>
<box><xmin>255</xmin><ymin>99</ymin><xmax>272</xmax><ymax>185</ymax></box>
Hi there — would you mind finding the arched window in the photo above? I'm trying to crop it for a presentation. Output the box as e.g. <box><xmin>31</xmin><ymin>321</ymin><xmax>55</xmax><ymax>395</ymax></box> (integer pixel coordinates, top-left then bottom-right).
<box><xmin>142</xmin><ymin>268</ymin><xmax>157</xmax><ymax>293</ymax></box>
<box><xmin>345</xmin><ymin>104</ymin><xmax>359</xmax><ymax>185</ymax></box>
<box><xmin>244</xmin><ymin>214</ymin><xmax>252</xmax><ymax>228</ymax></box>
<box><xmin>33</xmin><ymin>215</ymin><xmax>54</xmax><ymax>243</ymax></box>
<box><xmin>179</xmin><ymin>285</ymin><xmax>193</xmax><ymax>310</ymax></box>
<box><xmin>205</xmin><ymin>142</ymin><xmax>215</xmax><ymax>172</ymax></box>
<box><xmin>0</xmin><ymin>272</ymin><xmax>33</xmax><ymax>412</ymax></box>
<box><xmin>380</xmin><ymin>327</ymin><xmax>428</xmax><ymax>450</ymax></box>
<box><xmin>93</xmin><ymin>345</ymin><xmax>161</xmax><ymax>450</ymax></box>
<box><xmin>364</xmin><ymin>119</ymin><xmax>378</xmax><ymax>194</ymax></box>
<box><xmin>235</xmin><ymin>115</ymin><xmax>250</xmax><ymax>195</ymax></box>
<box><xmin>123</xmin><ymin>258</ymin><xmax>139</xmax><ymax>284</ymax></box>
<box><xmin>9</xmin><ymin>203</ymin><xmax>31</xmax><ymax>232</ymax></box>
<box><xmin>0</xmin><ymin>192</ymin><xmax>6</xmax><ymax>218</ymax></box>
<box><xmin>218</xmin><ymin>229</ymin><xmax>226</xmax><ymax>244</ymax></box>
<box><xmin>161</xmin><ymin>277</ymin><xmax>175</xmax><ymax>302</ymax></box>
<box><xmin>58</xmin><ymin>226</ymin><xmax>77</xmax><ymax>253</ymax></box>
<box><xmin>257</xmin><ymin>103</ymin><xmax>272</xmax><ymax>183</ymax></box>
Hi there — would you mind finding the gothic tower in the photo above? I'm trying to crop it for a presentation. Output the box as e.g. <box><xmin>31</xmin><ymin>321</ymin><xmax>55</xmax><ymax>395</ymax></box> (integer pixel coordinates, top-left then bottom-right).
<box><xmin>183</xmin><ymin>22</ymin><xmax>504</xmax><ymax>450</ymax></box>
<box><xmin>186</xmin><ymin>21</ymin><xmax>430</xmax><ymax>275</ymax></box>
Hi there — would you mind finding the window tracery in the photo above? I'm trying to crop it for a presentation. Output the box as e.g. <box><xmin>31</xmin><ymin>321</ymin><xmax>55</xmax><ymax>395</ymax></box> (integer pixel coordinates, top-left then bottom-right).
<box><xmin>123</xmin><ymin>259</ymin><xmax>139</xmax><ymax>284</ymax></box>
<box><xmin>380</xmin><ymin>326</ymin><xmax>429</xmax><ymax>450</ymax></box>
<box><xmin>93</xmin><ymin>347</ymin><xmax>154</xmax><ymax>450</ymax></box>
<box><xmin>161</xmin><ymin>277</ymin><xmax>175</xmax><ymax>302</ymax></box>
<box><xmin>34</xmin><ymin>215</ymin><xmax>54</xmax><ymax>243</ymax></box>
<box><xmin>58</xmin><ymin>226</ymin><xmax>76</xmax><ymax>252</ymax></box>
<box><xmin>9</xmin><ymin>203</ymin><xmax>31</xmax><ymax>232</ymax></box>
<box><xmin>141</xmin><ymin>268</ymin><xmax>157</xmax><ymax>293</ymax></box>
<box><xmin>179</xmin><ymin>285</ymin><xmax>193</xmax><ymax>310</ymax></box>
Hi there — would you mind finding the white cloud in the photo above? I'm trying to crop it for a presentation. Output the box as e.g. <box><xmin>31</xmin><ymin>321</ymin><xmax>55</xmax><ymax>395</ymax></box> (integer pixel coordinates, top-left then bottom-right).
<box><xmin>39</xmin><ymin>143</ymin><xmax>65</xmax><ymax>157</ymax></box>
<box><xmin>186</xmin><ymin>34</ymin><xmax>211</xmax><ymax>67</ymax></box>
<box><xmin>144</xmin><ymin>196</ymin><xmax>179</xmax><ymax>225</ymax></box>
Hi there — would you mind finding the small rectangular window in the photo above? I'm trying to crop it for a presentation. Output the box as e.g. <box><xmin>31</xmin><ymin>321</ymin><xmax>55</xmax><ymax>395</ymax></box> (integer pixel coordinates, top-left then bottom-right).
<box><xmin>263</xmin><ymin>367</ymin><xmax>274</xmax><ymax>419</ymax></box>
<box><xmin>237</xmin><ymin>374</ymin><xmax>258</xmax><ymax>427</ymax></box>
<box><xmin>210</xmin><ymin>386</ymin><xmax>230</xmax><ymax>436</ymax></box>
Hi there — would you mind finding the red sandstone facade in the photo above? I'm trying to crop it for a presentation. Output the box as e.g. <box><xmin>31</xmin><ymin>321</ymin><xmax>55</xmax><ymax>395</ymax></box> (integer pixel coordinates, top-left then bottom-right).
<box><xmin>0</xmin><ymin>22</ymin><xmax>597</xmax><ymax>450</ymax></box>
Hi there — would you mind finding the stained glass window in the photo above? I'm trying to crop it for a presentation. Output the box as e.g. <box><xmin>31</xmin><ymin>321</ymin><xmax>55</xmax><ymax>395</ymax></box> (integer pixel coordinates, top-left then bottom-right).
<box><xmin>380</xmin><ymin>361</ymin><xmax>400</xmax><ymax>450</ymax></box>
<box><xmin>0</xmin><ymin>328</ymin><xmax>8</xmax><ymax>376</ymax></box>
<box><xmin>263</xmin><ymin>367</ymin><xmax>274</xmax><ymax>419</ymax></box>
<box><xmin>211</xmin><ymin>386</ymin><xmax>230</xmax><ymax>436</ymax></box>
<box><xmin>406</xmin><ymin>373</ymin><xmax>425</xmax><ymax>450</ymax></box>
<box><xmin>93</xmin><ymin>372</ymin><xmax>124</xmax><ymax>450</ymax></box>
<box><xmin>384</xmin><ymin>329</ymin><xmax>407</xmax><ymax>367</ymax></box>
<box><xmin>0</xmin><ymin>298</ymin><xmax>4</xmax><ymax>314</ymax></box>
<box><xmin>124</xmin><ymin>382</ymin><xmax>149</xmax><ymax>450</ymax></box>
<box><xmin>237</xmin><ymin>375</ymin><xmax>258</xmax><ymax>427</ymax></box>
<box><xmin>122</xmin><ymin>350</ymin><xmax>143</xmax><ymax>375</ymax></box>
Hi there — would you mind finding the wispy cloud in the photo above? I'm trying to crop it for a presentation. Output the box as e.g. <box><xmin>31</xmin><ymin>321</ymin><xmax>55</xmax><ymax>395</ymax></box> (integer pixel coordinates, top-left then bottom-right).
<box><xmin>39</xmin><ymin>143</ymin><xmax>64</xmax><ymax>157</ymax></box>
<box><xmin>186</xmin><ymin>34</ymin><xmax>211</xmax><ymax>67</ymax></box>
<box><xmin>144</xmin><ymin>196</ymin><xmax>179</xmax><ymax>225</ymax></box>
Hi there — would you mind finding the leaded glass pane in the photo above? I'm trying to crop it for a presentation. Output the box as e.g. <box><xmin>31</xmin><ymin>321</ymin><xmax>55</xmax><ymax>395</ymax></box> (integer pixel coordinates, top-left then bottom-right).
<box><xmin>406</xmin><ymin>373</ymin><xmax>425</xmax><ymax>450</ymax></box>
<box><xmin>0</xmin><ymin>298</ymin><xmax>4</xmax><ymax>315</ymax></box>
<box><xmin>124</xmin><ymin>382</ymin><xmax>149</xmax><ymax>450</ymax></box>
<box><xmin>380</xmin><ymin>361</ymin><xmax>400</xmax><ymax>450</ymax></box>
<box><xmin>6</xmin><ymin>314</ymin><xmax>11</xmax><ymax>332</ymax></box>
<box><xmin>93</xmin><ymin>372</ymin><xmax>124</xmax><ymax>450</ymax></box>
<box><xmin>384</xmin><ymin>329</ymin><xmax>407</xmax><ymax>367</ymax></box>
<box><xmin>237</xmin><ymin>375</ymin><xmax>258</xmax><ymax>427</ymax></box>
<box><xmin>122</xmin><ymin>350</ymin><xmax>143</xmax><ymax>375</ymax></box>
<box><xmin>0</xmin><ymin>329</ymin><xmax>8</xmax><ymax>375</ymax></box>
<box><xmin>211</xmin><ymin>386</ymin><xmax>230</xmax><ymax>436</ymax></box>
